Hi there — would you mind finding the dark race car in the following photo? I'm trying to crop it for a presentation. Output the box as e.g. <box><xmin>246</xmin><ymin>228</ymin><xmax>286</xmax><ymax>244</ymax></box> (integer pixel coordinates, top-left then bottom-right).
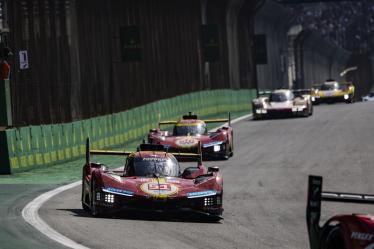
<box><xmin>81</xmin><ymin>139</ymin><xmax>223</xmax><ymax>220</ymax></box>
<box><xmin>306</xmin><ymin>175</ymin><xmax>374</xmax><ymax>249</ymax></box>
<box><xmin>147</xmin><ymin>113</ymin><xmax>233</xmax><ymax>160</ymax></box>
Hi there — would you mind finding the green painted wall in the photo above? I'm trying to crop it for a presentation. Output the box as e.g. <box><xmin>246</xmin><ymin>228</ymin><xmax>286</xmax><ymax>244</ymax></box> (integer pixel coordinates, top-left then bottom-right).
<box><xmin>1</xmin><ymin>89</ymin><xmax>255</xmax><ymax>173</ymax></box>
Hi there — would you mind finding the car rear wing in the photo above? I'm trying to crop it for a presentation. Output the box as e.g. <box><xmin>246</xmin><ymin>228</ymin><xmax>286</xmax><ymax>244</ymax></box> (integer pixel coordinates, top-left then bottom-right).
<box><xmin>85</xmin><ymin>138</ymin><xmax>133</xmax><ymax>164</ymax></box>
<box><xmin>339</xmin><ymin>82</ymin><xmax>354</xmax><ymax>91</ymax></box>
<box><xmin>203</xmin><ymin>113</ymin><xmax>230</xmax><ymax>126</ymax></box>
<box><xmin>258</xmin><ymin>90</ymin><xmax>272</xmax><ymax>97</ymax></box>
<box><xmin>293</xmin><ymin>89</ymin><xmax>311</xmax><ymax>96</ymax></box>
<box><xmin>158</xmin><ymin>112</ymin><xmax>231</xmax><ymax>127</ymax></box>
<box><xmin>85</xmin><ymin>138</ymin><xmax>203</xmax><ymax>164</ymax></box>
<box><xmin>306</xmin><ymin>175</ymin><xmax>374</xmax><ymax>249</ymax></box>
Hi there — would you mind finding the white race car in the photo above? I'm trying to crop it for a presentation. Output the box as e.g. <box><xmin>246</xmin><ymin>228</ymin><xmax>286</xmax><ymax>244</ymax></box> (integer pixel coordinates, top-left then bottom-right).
<box><xmin>252</xmin><ymin>89</ymin><xmax>313</xmax><ymax>119</ymax></box>
<box><xmin>362</xmin><ymin>92</ymin><xmax>374</xmax><ymax>102</ymax></box>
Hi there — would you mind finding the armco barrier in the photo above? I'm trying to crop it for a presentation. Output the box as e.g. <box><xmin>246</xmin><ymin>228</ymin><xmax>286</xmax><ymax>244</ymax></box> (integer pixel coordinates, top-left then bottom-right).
<box><xmin>0</xmin><ymin>89</ymin><xmax>256</xmax><ymax>174</ymax></box>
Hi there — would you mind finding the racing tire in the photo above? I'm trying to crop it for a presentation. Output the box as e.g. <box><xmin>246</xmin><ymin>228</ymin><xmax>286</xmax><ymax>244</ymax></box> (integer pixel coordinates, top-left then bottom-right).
<box><xmin>320</xmin><ymin>226</ymin><xmax>346</xmax><ymax>249</ymax></box>
<box><xmin>309</xmin><ymin>103</ymin><xmax>313</xmax><ymax>116</ymax></box>
<box><xmin>229</xmin><ymin>132</ymin><xmax>234</xmax><ymax>157</ymax></box>
<box><xmin>345</xmin><ymin>97</ymin><xmax>354</xmax><ymax>104</ymax></box>
<box><xmin>222</xmin><ymin>141</ymin><xmax>231</xmax><ymax>160</ymax></box>
<box><xmin>81</xmin><ymin>170</ymin><xmax>90</xmax><ymax>212</ymax></box>
<box><xmin>82</xmin><ymin>202</ymin><xmax>90</xmax><ymax>212</ymax></box>
<box><xmin>90</xmin><ymin>178</ymin><xmax>101</xmax><ymax>217</ymax></box>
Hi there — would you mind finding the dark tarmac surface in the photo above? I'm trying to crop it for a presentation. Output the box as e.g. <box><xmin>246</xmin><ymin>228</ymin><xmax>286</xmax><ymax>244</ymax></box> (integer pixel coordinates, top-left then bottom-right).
<box><xmin>38</xmin><ymin>102</ymin><xmax>374</xmax><ymax>249</ymax></box>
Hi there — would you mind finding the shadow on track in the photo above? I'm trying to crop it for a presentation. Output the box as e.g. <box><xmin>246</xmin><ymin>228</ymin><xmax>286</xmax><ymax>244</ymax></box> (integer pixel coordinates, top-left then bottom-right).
<box><xmin>58</xmin><ymin>208</ymin><xmax>223</xmax><ymax>224</ymax></box>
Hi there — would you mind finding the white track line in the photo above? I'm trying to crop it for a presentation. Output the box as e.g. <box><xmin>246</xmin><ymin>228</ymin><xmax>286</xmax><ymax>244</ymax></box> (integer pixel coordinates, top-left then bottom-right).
<box><xmin>22</xmin><ymin>181</ymin><xmax>90</xmax><ymax>249</ymax></box>
<box><xmin>21</xmin><ymin>113</ymin><xmax>252</xmax><ymax>249</ymax></box>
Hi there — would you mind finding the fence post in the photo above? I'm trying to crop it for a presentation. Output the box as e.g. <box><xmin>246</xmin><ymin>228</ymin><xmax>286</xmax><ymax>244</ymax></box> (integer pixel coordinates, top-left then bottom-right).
<box><xmin>0</xmin><ymin>79</ymin><xmax>12</xmax><ymax>127</ymax></box>
<box><xmin>0</xmin><ymin>128</ymin><xmax>11</xmax><ymax>174</ymax></box>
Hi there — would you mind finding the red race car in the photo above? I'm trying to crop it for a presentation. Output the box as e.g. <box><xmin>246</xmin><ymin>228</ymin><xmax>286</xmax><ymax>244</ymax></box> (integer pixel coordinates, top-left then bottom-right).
<box><xmin>148</xmin><ymin>113</ymin><xmax>233</xmax><ymax>160</ymax></box>
<box><xmin>81</xmin><ymin>139</ymin><xmax>223</xmax><ymax>219</ymax></box>
<box><xmin>306</xmin><ymin>175</ymin><xmax>374</xmax><ymax>249</ymax></box>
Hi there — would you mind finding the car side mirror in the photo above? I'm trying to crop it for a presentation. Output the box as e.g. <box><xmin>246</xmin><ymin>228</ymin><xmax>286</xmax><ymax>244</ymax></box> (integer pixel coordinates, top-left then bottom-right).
<box><xmin>208</xmin><ymin>166</ymin><xmax>219</xmax><ymax>173</ymax></box>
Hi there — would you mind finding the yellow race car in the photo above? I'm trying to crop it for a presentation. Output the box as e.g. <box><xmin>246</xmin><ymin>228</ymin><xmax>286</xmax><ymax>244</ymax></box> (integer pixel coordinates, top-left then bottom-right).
<box><xmin>311</xmin><ymin>79</ymin><xmax>355</xmax><ymax>104</ymax></box>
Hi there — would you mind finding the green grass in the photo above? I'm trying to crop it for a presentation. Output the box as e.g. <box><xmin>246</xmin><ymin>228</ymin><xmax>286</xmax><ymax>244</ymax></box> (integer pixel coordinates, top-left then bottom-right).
<box><xmin>0</xmin><ymin>111</ymin><xmax>249</xmax><ymax>184</ymax></box>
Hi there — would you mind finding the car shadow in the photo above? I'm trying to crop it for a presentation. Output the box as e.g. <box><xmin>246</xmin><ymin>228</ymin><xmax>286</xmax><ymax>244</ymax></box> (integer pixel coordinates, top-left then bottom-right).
<box><xmin>252</xmin><ymin>115</ymin><xmax>309</xmax><ymax>121</ymax></box>
<box><xmin>58</xmin><ymin>208</ymin><xmax>223</xmax><ymax>224</ymax></box>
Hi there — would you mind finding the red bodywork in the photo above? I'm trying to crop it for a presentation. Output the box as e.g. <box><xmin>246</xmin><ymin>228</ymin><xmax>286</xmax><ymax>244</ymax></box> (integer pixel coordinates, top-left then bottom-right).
<box><xmin>322</xmin><ymin>214</ymin><xmax>374</xmax><ymax>249</ymax></box>
<box><xmin>306</xmin><ymin>175</ymin><xmax>374</xmax><ymax>249</ymax></box>
<box><xmin>82</xmin><ymin>151</ymin><xmax>223</xmax><ymax>217</ymax></box>
<box><xmin>148</xmin><ymin>119</ymin><xmax>233</xmax><ymax>159</ymax></box>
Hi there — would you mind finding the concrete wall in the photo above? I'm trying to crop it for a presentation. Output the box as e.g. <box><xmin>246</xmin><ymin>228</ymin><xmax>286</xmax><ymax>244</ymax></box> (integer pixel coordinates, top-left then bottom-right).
<box><xmin>254</xmin><ymin>0</ymin><xmax>351</xmax><ymax>91</ymax></box>
<box><xmin>7</xmin><ymin>0</ymin><xmax>258</xmax><ymax>126</ymax></box>
<box><xmin>297</xmin><ymin>31</ymin><xmax>351</xmax><ymax>88</ymax></box>
<box><xmin>254</xmin><ymin>0</ymin><xmax>292</xmax><ymax>90</ymax></box>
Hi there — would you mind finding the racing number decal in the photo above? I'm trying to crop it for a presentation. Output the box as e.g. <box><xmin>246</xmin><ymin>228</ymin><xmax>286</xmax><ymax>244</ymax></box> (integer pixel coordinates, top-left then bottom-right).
<box><xmin>148</xmin><ymin>183</ymin><xmax>171</xmax><ymax>191</ymax></box>
<box><xmin>140</xmin><ymin>178</ymin><xmax>179</xmax><ymax>198</ymax></box>
<box><xmin>175</xmin><ymin>137</ymin><xmax>198</xmax><ymax>148</ymax></box>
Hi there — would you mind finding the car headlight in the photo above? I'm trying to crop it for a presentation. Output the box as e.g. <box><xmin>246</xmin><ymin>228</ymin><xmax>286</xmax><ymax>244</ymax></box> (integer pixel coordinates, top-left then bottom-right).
<box><xmin>311</xmin><ymin>96</ymin><xmax>315</xmax><ymax>102</ymax></box>
<box><xmin>202</xmin><ymin>141</ymin><xmax>223</xmax><ymax>148</ymax></box>
<box><xmin>252</xmin><ymin>99</ymin><xmax>260</xmax><ymax>105</ymax></box>
<box><xmin>104</xmin><ymin>194</ymin><xmax>115</xmax><ymax>203</ymax></box>
<box><xmin>213</xmin><ymin>145</ymin><xmax>220</xmax><ymax>152</ymax></box>
<box><xmin>344</xmin><ymin>94</ymin><xmax>349</xmax><ymax>100</ymax></box>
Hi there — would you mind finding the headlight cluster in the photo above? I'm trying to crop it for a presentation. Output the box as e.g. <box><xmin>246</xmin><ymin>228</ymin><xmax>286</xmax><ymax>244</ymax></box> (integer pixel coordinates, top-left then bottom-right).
<box><xmin>96</xmin><ymin>192</ymin><xmax>101</xmax><ymax>201</ymax></box>
<box><xmin>213</xmin><ymin>145</ymin><xmax>221</xmax><ymax>152</ymax></box>
<box><xmin>292</xmin><ymin>106</ymin><xmax>305</xmax><ymax>112</ymax></box>
<box><xmin>203</xmin><ymin>196</ymin><xmax>222</xmax><ymax>206</ymax></box>
<box><xmin>95</xmin><ymin>192</ymin><xmax>115</xmax><ymax>203</ymax></box>
<box><xmin>104</xmin><ymin>194</ymin><xmax>115</xmax><ymax>203</ymax></box>
<box><xmin>204</xmin><ymin>197</ymin><xmax>215</xmax><ymax>206</ymax></box>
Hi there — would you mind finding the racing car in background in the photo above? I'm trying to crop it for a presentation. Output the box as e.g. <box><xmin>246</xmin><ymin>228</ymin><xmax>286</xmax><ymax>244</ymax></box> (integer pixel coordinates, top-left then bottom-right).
<box><xmin>362</xmin><ymin>92</ymin><xmax>374</xmax><ymax>102</ymax></box>
<box><xmin>148</xmin><ymin>113</ymin><xmax>233</xmax><ymax>159</ymax></box>
<box><xmin>311</xmin><ymin>79</ymin><xmax>355</xmax><ymax>104</ymax></box>
<box><xmin>306</xmin><ymin>175</ymin><xmax>374</xmax><ymax>249</ymax></box>
<box><xmin>251</xmin><ymin>89</ymin><xmax>313</xmax><ymax>119</ymax></box>
<box><xmin>82</xmin><ymin>139</ymin><xmax>223</xmax><ymax>219</ymax></box>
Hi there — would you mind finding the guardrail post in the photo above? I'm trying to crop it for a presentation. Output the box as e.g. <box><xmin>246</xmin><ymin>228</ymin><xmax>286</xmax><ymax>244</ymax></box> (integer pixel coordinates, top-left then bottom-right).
<box><xmin>0</xmin><ymin>78</ymin><xmax>12</xmax><ymax>127</ymax></box>
<box><xmin>0</xmin><ymin>128</ymin><xmax>11</xmax><ymax>174</ymax></box>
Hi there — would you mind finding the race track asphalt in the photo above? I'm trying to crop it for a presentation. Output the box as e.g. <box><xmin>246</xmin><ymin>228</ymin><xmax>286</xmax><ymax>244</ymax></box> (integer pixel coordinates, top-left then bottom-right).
<box><xmin>40</xmin><ymin>102</ymin><xmax>374</xmax><ymax>249</ymax></box>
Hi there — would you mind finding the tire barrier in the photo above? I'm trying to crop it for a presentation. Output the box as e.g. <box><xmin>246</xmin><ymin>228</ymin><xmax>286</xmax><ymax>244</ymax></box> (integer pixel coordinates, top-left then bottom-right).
<box><xmin>0</xmin><ymin>89</ymin><xmax>256</xmax><ymax>174</ymax></box>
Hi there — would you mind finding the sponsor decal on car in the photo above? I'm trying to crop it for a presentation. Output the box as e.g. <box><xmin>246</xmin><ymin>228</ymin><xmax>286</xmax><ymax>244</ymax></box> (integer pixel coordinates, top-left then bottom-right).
<box><xmin>202</xmin><ymin>141</ymin><xmax>223</xmax><ymax>148</ymax></box>
<box><xmin>351</xmin><ymin>232</ymin><xmax>374</xmax><ymax>241</ymax></box>
<box><xmin>175</xmin><ymin>137</ymin><xmax>198</xmax><ymax>148</ymax></box>
<box><xmin>102</xmin><ymin>187</ymin><xmax>134</xmax><ymax>197</ymax></box>
<box><xmin>187</xmin><ymin>190</ymin><xmax>217</xmax><ymax>198</ymax></box>
<box><xmin>140</xmin><ymin>178</ymin><xmax>179</xmax><ymax>198</ymax></box>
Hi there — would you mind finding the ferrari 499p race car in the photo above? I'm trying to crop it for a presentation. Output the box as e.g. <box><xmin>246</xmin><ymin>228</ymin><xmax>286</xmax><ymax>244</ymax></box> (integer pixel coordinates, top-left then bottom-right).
<box><xmin>311</xmin><ymin>79</ymin><xmax>355</xmax><ymax>104</ymax></box>
<box><xmin>147</xmin><ymin>113</ymin><xmax>233</xmax><ymax>160</ymax></box>
<box><xmin>81</xmin><ymin>139</ymin><xmax>223</xmax><ymax>219</ymax></box>
<box><xmin>251</xmin><ymin>89</ymin><xmax>313</xmax><ymax>119</ymax></box>
<box><xmin>306</xmin><ymin>175</ymin><xmax>374</xmax><ymax>249</ymax></box>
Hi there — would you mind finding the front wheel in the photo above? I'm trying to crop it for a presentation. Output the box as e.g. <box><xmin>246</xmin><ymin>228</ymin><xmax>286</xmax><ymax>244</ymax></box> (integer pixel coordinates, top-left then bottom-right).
<box><xmin>321</xmin><ymin>226</ymin><xmax>346</xmax><ymax>249</ymax></box>
<box><xmin>90</xmin><ymin>178</ymin><xmax>101</xmax><ymax>217</ymax></box>
<box><xmin>309</xmin><ymin>104</ymin><xmax>313</xmax><ymax>116</ymax></box>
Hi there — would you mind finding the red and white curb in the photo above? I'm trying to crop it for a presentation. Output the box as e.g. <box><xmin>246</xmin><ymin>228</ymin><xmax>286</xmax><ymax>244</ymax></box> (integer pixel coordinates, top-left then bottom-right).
<box><xmin>22</xmin><ymin>113</ymin><xmax>252</xmax><ymax>249</ymax></box>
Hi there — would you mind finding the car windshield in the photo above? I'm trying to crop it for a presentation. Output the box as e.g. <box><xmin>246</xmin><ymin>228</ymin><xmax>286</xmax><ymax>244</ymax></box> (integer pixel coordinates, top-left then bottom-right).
<box><xmin>269</xmin><ymin>92</ymin><xmax>293</xmax><ymax>102</ymax></box>
<box><xmin>369</xmin><ymin>93</ymin><xmax>374</xmax><ymax>97</ymax></box>
<box><xmin>173</xmin><ymin>124</ymin><xmax>206</xmax><ymax>136</ymax></box>
<box><xmin>133</xmin><ymin>157</ymin><xmax>180</xmax><ymax>177</ymax></box>
<box><xmin>321</xmin><ymin>84</ymin><xmax>337</xmax><ymax>90</ymax></box>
